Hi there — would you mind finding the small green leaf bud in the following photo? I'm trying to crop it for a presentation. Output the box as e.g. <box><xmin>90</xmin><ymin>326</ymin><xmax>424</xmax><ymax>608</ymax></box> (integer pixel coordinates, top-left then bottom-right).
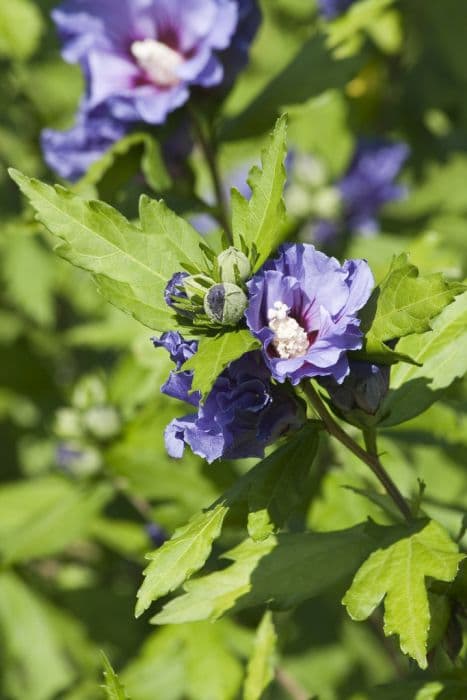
<box><xmin>217</xmin><ymin>247</ymin><xmax>251</xmax><ymax>284</ymax></box>
<box><xmin>82</xmin><ymin>406</ymin><xmax>121</xmax><ymax>441</ymax></box>
<box><xmin>204</xmin><ymin>283</ymin><xmax>248</xmax><ymax>326</ymax></box>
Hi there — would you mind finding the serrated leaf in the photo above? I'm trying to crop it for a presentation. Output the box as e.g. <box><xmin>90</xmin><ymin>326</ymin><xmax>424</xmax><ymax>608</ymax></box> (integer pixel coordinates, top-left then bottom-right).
<box><xmin>101</xmin><ymin>653</ymin><xmax>130</xmax><ymax>700</ymax></box>
<box><xmin>80</xmin><ymin>132</ymin><xmax>171</xmax><ymax>195</ymax></box>
<box><xmin>359</xmin><ymin>253</ymin><xmax>464</xmax><ymax>363</ymax></box>
<box><xmin>231</xmin><ymin>115</ymin><xmax>288</xmax><ymax>269</ymax></box>
<box><xmin>342</xmin><ymin>520</ymin><xmax>464</xmax><ymax>668</ymax></box>
<box><xmin>139</xmin><ymin>195</ymin><xmax>207</xmax><ymax>272</ymax></box>
<box><xmin>152</xmin><ymin>521</ymin><xmax>407</xmax><ymax>624</ymax></box>
<box><xmin>135</xmin><ymin>504</ymin><xmax>228</xmax><ymax>618</ymax></box>
<box><xmin>9</xmin><ymin>170</ymin><xmax>191</xmax><ymax>331</ymax></box>
<box><xmin>243</xmin><ymin>612</ymin><xmax>277</xmax><ymax>700</ymax></box>
<box><xmin>382</xmin><ymin>290</ymin><xmax>467</xmax><ymax>426</ymax></box>
<box><xmin>183</xmin><ymin>330</ymin><xmax>260</xmax><ymax>399</ymax></box>
<box><xmin>0</xmin><ymin>0</ymin><xmax>43</xmax><ymax>60</ymax></box>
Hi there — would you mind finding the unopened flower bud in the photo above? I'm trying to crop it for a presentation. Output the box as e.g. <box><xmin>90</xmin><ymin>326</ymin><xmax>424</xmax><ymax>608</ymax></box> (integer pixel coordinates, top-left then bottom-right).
<box><xmin>204</xmin><ymin>283</ymin><xmax>248</xmax><ymax>326</ymax></box>
<box><xmin>217</xmin><ymin>247</ymin><xmax>251</xmax><ymax>284</ymax></box>
<box><xmin>82</xmin><ymin>406</ymin><xmax>121</xmax><ymax>441</ymax></box>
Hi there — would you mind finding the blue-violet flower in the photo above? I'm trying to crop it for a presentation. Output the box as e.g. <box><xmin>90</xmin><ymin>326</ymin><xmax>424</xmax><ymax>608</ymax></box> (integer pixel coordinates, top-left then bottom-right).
<box><xmin>155</xmin><ymin>333</ymin><xmax>305</xmax><ymax>463</ymax></box>
<box><xmin>318</xmin><ymin>0</ymin><xmax>357</xmax><ymax>20</ymax></box>
<box><xmin>245</xmin><ymin>243</ymin><xmax>374</xmax><ymax>385</ymax></box>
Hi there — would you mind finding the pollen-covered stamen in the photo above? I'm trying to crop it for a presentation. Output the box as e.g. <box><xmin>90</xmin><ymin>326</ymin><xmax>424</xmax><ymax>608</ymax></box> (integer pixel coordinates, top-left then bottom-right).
<box><xmin>131</xmin><ymin>39</ymin><xmax>183</xmax><ymax>87</ymax></box>
<box><xmin>267</xmin><ymin>301</ymin><xmax>309</xmax><ymax>359</ymax></box>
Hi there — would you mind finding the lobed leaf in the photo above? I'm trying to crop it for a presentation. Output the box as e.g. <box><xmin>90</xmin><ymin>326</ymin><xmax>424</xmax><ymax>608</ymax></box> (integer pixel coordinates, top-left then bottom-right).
<box><xmin>382</xmin><ymin>290</ymin><xmax>467</xmax><ymax>426</ymax></box>
<box><xmin>135</xmin><ymin>504</ymin><xmax>228</xmax><ymax>618</ymax></box>
<box><xmin>359</xmin><ymin>253</ymin><xmax>464</xmax><ymax>364</ymax></box>
<box><xmin>231</xmin><ymin>115</ymin><xmax>288</xmax><ymax>269</ymax></box>
<box><xmin>9</xmin><ymin>170</ymin><xmax>206</xmax><ymax>332</ymax></box>
<box><xmin>342</xmin><ymin>520</ymin><xmax>464</xmax><ymax>668</ymax></box>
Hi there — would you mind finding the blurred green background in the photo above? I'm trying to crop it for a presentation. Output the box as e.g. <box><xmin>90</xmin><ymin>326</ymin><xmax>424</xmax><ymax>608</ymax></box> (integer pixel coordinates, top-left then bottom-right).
<box><xmin>1</xmin><ymin>1</ymin><xmax>467</xmax><ymax>698</ymax></box>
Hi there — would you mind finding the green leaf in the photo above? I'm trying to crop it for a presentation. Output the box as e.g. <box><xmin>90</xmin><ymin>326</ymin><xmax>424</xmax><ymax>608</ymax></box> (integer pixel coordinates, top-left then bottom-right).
<box><xmin>342</xmin><ymin>520</ymin><xmax>464</xmax><ymax>668</ymax></box>
<box><xmin>183</xmin><ymin>330</ymin><xmax>260</xmax><ymax>399</ymax></box>
<box><xmin>80</xmin><ymin>132</ymin><xmax>172</xmax><ymax>197</ymax></box>
<box><xmin>382</xmin><ymin>290</ymin><xmax>467</xmax><ymax>426</ymax></box>
<box><xmin>135</xmin><ymin>504</ymin><xmax>228</xmax><ymax>618</ymax></box>
<box><xmin>9</xmin><ymin>170</ymin><xmax>189</xmax><ymax>332</ymax></box>
<box><xmin>359</xmin><ymin>254</ymin><xmax>464</xmax><ymax>364</ymax></box>
<box><xmin>0</xmin><ymin>572</ymin><xmax>73</xmax><ymax>700</ymax></box>
<box><xmin>244</xmin><ymin>423</ymin><xmax>319</xmax><ymax>541</ymax></box>
<box><xmin>324</xmin><ymin>0</ymin><xmax>397</xmax><ymax>58</ymax></box>
<box><xmin>0</xmin><ymin>0</ymin><xmax>43</xmax><ymax>60</ymax></box>
<box><xmin>152</xmin><ymin>521</ymin><xmax>407</xmax><ymax>624</ymax></box>
<box><xmin>243</xmin><ymin>612</ymin><xmax>277</xmax><ymax>700</ymax></box>
<box><xmin>231</xmin><ymin>115</ymin><xmax>288</xmax><ymax>268</ymax></box>
<box><xmin>101</xmin><ymin>653</ymin><xmax>130</xmax><ymax>700</ymax></box>
<box><xmin>0</xmin><ymin>476</ymin><xmax>112</xmax><ymax>564</ymax></box>
<box><xmin>138</xmin><ymin>195</ymin><xmax>208</xmax><ymax>272</ymax></box>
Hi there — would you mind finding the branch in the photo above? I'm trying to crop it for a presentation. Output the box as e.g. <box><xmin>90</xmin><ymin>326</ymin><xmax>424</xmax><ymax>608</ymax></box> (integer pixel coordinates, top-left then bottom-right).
<box><xmin>303</xmin><ymin>383</ymin><xmax>412</xmax><ymax>522</ymax></box>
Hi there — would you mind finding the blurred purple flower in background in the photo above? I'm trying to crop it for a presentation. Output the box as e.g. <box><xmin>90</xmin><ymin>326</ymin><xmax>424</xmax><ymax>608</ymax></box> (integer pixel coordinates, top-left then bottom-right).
<box><xmin>318</xmin><ymin>0</ymin><xmax>357</xmax><ymax>20</ymax></box>
<box><xmin>42</xmin><ymin>105</ymin><xmax>128</xmax><ymax>182</ymax></box>
<box><xmin>42</xmin><ymin>0</ymin><xmax>260</xmax><ymax>179</ymax></box>
<box><xmin>246</xmin><ymin>244</ymin><xmax>374</xmax><ymax>385</ymax></box>
<box><xmin>155</xmin><ymin>333</ymin><xmax>305</xmax><ymax>463</ymax></box>
<box><xmin>339</xmin><ymin>139</ymin><xmax>409</xmax><ymax>235</ymax></box>
<box><xmin>312</xmin><ymin>138</ymin><xmax>409</xmax><ymax>244</ymax></box>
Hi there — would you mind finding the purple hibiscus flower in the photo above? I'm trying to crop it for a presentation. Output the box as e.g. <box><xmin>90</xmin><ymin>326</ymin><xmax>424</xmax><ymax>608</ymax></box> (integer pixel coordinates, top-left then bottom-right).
<box><xmin>153</xmin><ymin>331</ymin><xmax>199</xmax><ymax>406</ymax></box>
<box><xmin>339</xmin><ymin>139</ymin><xmax>409</xmax><ymax>235</ymax></box>
<box><xmin>312</xmin><ymin>139</ymin><xmax>409</xmax><ymax>244</ymax></box>
<box><xmin>41</xmin><ymin>104</ymin><xmax>128</xmax><ymax>182</ymax></box>
<box><xmin>245</xmin><ymin>244</ymin><xmax>374</xmax><ymax>386</ymax></box>
<box><xmin>155</xmin><ymin>333</ymin><xmax>305</xmax><ymax>463</ymax></box>
<box><xmin>53</xmin><ymin>0</ymin><xmax>260</xmax><ymax>124</ymax></box>
<box><xmin>43</xmin><ymin>0</ymin><xmax>260</xmax><ymax>180</ymax></box>
<box><xmin>318</xmin><ymin>0</ymin><xmax>357</xmax><ymax>20</ymax></box>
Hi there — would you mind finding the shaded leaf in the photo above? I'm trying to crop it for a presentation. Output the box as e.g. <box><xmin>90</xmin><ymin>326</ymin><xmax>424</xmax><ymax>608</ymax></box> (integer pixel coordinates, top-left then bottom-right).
<box><xmin>0</xmin><ymin>0</ymin><xmax>43</xmax><ymax>60</ymax></box>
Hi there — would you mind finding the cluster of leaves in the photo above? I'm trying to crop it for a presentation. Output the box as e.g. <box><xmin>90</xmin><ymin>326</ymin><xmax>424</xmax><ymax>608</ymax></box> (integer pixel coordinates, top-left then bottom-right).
<box><xmin>2</xmin><ymin>1</ymin><xmax>467</xmax><ymax>700</ymax></box>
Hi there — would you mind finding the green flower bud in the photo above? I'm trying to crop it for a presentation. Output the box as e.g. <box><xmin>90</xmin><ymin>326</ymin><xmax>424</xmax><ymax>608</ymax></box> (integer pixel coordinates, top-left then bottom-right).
<box><xmin>72</xmin><ymin>375</ymin><xmax>107</xmax><ymax>411</ymax></box>
<box><xmin>204</xmin><ymin>283</ymin><xmax>248</xmax><ymax>326</ymax></box>
<box><xmin>54</xmin><ymin>408</ymin><xmax>83</xmax><ymax>440</ymax></box>
<box><xmin>217</xmin><ymin>247</ymin><xmax>251</xmax><ymax>284</ymax></box>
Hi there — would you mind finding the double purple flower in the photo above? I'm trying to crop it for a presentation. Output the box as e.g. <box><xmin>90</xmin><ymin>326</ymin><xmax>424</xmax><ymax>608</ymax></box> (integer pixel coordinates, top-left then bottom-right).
<box><xmin>43</xmin><ymin>0</ymin><xmax>260</xmax><ymax>180</ymax></box>
<box><xmin>154</xmin><ymin>332</ymin><xmax>305</xmax><ymax>463</ymax></box>
<box><xmin>245</xmin><ymin>244</ymin><xmax>374</xmax><ymax>386</ymax></box>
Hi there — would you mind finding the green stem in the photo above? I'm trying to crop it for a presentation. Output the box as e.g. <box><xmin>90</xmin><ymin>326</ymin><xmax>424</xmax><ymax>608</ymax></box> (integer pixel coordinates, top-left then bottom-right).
<box><xmin>303</xmin><ymin>383</ymin><xmax>412</xmax><ymax>522</ymax></box>
<box><xmin>189</xmin><ymin>107</ymin><xmax>233</xmax><ymax>242</ymax></box>
<box><xmin>276</xmin><ymin>667</ymin><xmax>313</xmax><ymax>700</ymax></box>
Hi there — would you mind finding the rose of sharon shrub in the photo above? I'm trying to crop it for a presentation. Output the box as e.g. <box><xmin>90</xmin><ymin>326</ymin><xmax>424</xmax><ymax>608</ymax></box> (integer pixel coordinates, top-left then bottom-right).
<box><xmin>154</xmin><ymin>333</ymin><xmax>305</xmax><ymax>463</ymax></box>
<box><xmin>245</xmin><ymin>243</ymin><xmax>374</xmax><ymax>385</ymax></box>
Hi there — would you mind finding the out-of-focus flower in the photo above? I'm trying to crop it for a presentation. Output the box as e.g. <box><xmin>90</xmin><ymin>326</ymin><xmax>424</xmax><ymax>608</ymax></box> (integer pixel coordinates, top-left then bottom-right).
<box><xmin>320</xmin><ymin>360</ymin><xmax>390</xmax><ymax>416</ymax></box>
<box><xmin>318</xmin><ymin>0</ymin><xmax>357</xmax><ymax>20</ymax></box>
<box><xmin>338</xmin><ymin>139</ymin><xmax>409</xmax><ymax>235</ymax></box>
<box><xmin>155</xmin><ymin>337</ymin><xmax>305</xmax><ymax>463</ymax></box>
<box><xmin>43</xmin><ymin>0</ymin><xmax>260</xmax><ymax>180</ymax></box>
<box><xmin>145</xmin><ymin>523</ymin><xmax>168</xmax><ymax>547</ymax></box>
<box><xmin>42</xmin><ymin>105</ymin><xmax>128</xmax><ymax>181</ymax></box>
<box><xmin>245</xmin><ymin>243</ymin><xmax>374</xmax><ymax>385</ymax></box>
